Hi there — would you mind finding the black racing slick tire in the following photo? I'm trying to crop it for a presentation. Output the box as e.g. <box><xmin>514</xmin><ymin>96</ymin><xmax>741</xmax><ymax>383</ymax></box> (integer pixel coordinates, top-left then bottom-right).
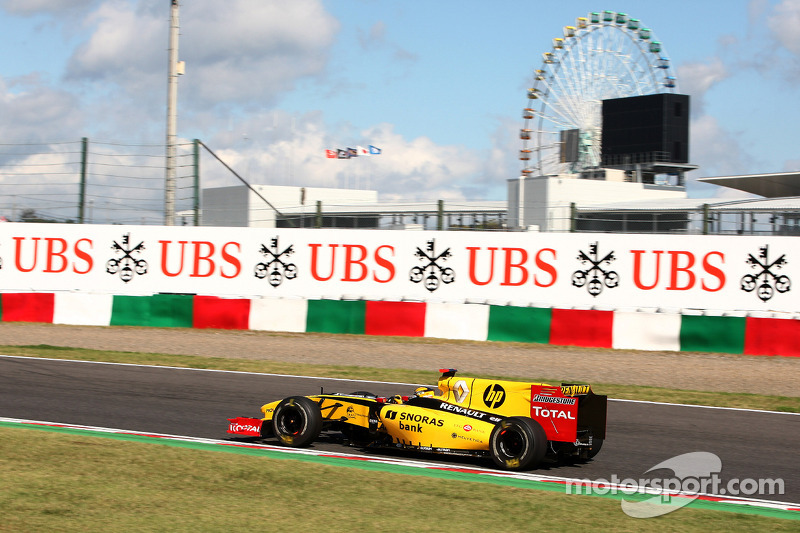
<box><xmin>587</xmin><ymin>437</ymin><xmax>603</xmax><ymax>459</ymax></box>
<box><xmin>272</xmin><ymin>396</ymin><xmax>322</xmax><ymax>447</ymax></box>
<box><xmin>489</xmin><ymin>417</ymin><xmax>547</xmax><ymax>471</ymax></box>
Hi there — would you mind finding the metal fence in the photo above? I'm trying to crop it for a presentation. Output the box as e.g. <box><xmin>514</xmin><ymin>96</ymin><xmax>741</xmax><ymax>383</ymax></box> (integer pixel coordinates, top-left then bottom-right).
<box><xmin>2</xmin><ymin>139</ymin><xmax>797</xmax><ymax>235</ymax></box>
<box><xmin>0</xmin><ymin>139</ymin><xmax>198</xmax><ymax>225</ymax></box>
<box><xmin>573</xmin><ymin>205</ymin><xmax>800</xmax><ymax>236</ymax></box>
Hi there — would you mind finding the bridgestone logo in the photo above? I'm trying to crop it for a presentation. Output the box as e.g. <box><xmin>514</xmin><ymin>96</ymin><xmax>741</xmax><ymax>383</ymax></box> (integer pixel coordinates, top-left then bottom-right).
<box><xmin>532</xmin><ymin>395</ymin><xmax>577</xmax><ymax>405</ymax></box>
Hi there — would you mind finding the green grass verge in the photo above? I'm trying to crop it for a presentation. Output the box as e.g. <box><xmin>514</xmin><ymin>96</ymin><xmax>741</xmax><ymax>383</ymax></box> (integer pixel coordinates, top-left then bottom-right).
<box><xmin>1</xmin><ymin>344</ymin><xmax>798</xmax><ymax>413</ymax></box>
<box><xmin>1</xmin><ymin>426</ymin><xmax>796</xmax><ymax>532</ymax></box>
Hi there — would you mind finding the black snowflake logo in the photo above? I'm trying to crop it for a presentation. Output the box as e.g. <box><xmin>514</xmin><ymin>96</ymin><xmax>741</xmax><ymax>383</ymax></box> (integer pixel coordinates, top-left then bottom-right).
<box><xmin>255</xmin><ymin>236</ymin><xmax>297</xmax><ymax>287</ymax></box>
<box><xmin>410</xmin><ymin>239</ymin><xmax>454</xmax><ymax>292</ymax></box>
<box><xmin>741</xmin><ymin>245</ymin><xmax>790</xmax><ymax>302</ymax></box>
<box><xmin>572</xmin><ymin>242</ymin><xmax>619</xmax><ymax>297</ymax></box>
<box><xmin>106</xmin><ymin>233</ymin><xmax>148</xmax><ymax>283</ymax></box>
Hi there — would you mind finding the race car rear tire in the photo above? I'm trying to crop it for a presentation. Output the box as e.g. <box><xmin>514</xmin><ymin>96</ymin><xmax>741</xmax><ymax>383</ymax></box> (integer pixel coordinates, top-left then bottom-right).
<box><xmin>272</xmin><ymin>396</ymin><xmax>322</xmax><ymax>447</ymax></box>
<box><xmin>587</xmin><ymin>437</ymin><xmax>603</xmax><ymax>458</ymax></box>
<box><xmin>489</xmin><ymin>417</ymin><xmax>547</xmax><ymax>470</ymax></box>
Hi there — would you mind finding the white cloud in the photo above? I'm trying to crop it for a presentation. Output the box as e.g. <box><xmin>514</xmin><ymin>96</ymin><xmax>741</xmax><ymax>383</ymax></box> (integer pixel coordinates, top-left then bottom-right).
<box><xmin>686</xmin><ymin>115</ymin><xmax>759</xmax><ymax>198</ymax></box>
<box><xmin>66</xmin><ymin>2</ymin><xmax>163</xmax><ymax>83</ymax></box>
<box><xmin>0</xmin><ymin>75</ymin><xmax>83</xmax><ymax>141</ymax></box>
<box><xmin>675</xmin><ymin>59</ymin><xmax>728</xmax><ymax>117</ymax></box>
<box><xmin>5</xmin><ymin>0</ymin><xmax>490</xmax><ymax>204</ymax></box>
<box><xmin>66</xmin><ymin>0</ymin><xmax>339</xmax><ymax>112</ymax></box>
<box><xmin>357</xmin><ymin>20</ymin><xmax>417</xmax><ymax>63</ymax></box>
<box><xmin>365</xmin><ymin>129</ymin><xmax>481</xmax><ymax>201</ymax></box>
<box><xmin>1</xmin><ymin>0</ymin><xmax>96</xmax><ymax>15</ymax></box>
<box><xmin>358</xmin><ymin>21</ymin><xmax>387</xmax><ymax>49</ymax></box>
<box><xmin>200</xmin><ymin>114</ymin><xmax>491</xmax><ymax>202</ymax></box>
<box><xmin>767</xmin><ymin>0</ymin><xmax>800</xmax><ymax>54</ymax></box>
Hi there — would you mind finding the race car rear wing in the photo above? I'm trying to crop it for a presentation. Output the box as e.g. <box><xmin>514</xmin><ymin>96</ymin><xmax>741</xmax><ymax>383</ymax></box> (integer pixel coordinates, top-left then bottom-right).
<box><xmin>436</xmin><ymin>369</ymin><xmax>607</xmax><ymax>443</ymax></box>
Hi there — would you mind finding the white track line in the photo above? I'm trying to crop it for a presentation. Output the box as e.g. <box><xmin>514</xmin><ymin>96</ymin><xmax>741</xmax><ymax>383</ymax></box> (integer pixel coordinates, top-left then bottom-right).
<box><xmin>1</xmin><ymin>354</ymin><xmax>797</xmax><ymax>415</ymax></box>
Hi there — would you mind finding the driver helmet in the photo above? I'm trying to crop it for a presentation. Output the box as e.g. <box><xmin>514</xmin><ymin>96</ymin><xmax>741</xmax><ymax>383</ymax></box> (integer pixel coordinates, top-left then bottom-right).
<box><xmin>414</xmin><ymin>386</ymin><xmax>438</xmax><ymax>398</ymax></box>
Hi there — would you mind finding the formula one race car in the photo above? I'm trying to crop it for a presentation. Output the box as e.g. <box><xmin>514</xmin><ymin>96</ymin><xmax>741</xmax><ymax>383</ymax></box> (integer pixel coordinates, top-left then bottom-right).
<box><xmin>227</xmin><ymin>369</ymin><xmax>607</xmax><ymax>470</ymax></box>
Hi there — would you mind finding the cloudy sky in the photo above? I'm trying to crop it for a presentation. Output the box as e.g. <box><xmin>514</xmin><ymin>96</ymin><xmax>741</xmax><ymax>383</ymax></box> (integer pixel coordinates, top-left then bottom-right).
<box><xmin>2</xmin><ymin>0</ymin><xmax>799</xmax><ymax>211</ymax></box>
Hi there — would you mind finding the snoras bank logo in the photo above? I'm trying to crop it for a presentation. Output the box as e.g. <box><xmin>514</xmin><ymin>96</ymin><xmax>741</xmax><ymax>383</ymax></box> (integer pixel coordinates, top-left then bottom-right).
<box><xmin>566</xmin><ymin>452</ymin><xmax>785</xmax><ymax>518</ymax></box>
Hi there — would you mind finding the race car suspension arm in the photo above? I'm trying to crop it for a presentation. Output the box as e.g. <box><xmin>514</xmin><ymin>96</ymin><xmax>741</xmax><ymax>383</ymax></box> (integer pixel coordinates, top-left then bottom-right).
<box><xmin>317</xmin><ymin>401</ymin><xmax>348</xmax><ymax>421</ymax></box>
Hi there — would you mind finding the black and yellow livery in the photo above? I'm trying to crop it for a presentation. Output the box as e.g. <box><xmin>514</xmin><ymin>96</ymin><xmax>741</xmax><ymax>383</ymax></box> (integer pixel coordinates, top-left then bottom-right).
<box><xmin>228</xmin><ymin>369</ymin><xmax>607</xmax><ymax>470</ymax></box>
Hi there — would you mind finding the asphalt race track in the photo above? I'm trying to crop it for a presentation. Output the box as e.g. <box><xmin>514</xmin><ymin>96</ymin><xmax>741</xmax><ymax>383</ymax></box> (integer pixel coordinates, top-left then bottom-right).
<box><xmin>1</xmin><ymin>355</ymin><xmax>797</xmax><ymax>503</ymax></box>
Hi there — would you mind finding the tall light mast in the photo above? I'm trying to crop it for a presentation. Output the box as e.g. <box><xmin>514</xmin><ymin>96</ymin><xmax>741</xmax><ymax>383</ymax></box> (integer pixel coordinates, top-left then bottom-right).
<box><xmin>165</xmin><ymin>0</ymin><xmax>181</xmax><ymax>226</ymax></box>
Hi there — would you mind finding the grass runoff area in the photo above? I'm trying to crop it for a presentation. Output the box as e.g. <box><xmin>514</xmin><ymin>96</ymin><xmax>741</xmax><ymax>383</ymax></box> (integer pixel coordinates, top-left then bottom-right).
<box><xmin>2</xmin><ymin>427</ymin><xmax>798</xmax><ymax>533</ymax></box>
<box><xmin>2</xmin><ymin>342</ymin><xmax>798</xmax><ymax>531</ymax></box>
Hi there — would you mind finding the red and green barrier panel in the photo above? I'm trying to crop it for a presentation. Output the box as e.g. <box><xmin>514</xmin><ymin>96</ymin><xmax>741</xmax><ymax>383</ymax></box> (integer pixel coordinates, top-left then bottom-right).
<box><xmin>0</xmin><ymin>292</ymin><xmax>796</xmax><ymax>357</ymax></box>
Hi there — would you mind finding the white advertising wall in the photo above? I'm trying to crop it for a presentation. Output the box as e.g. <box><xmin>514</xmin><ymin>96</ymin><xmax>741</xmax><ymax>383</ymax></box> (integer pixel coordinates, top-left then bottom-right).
<box><xmin>0</xmin><ymin>223</ymin><xmax>796</xmax><ymax>314</ymax></box>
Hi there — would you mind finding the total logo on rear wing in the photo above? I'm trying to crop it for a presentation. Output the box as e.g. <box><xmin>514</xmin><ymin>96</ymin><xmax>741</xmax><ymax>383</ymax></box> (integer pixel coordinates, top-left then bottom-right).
<box><xmin>529</xmin><ymin>385</ymin><xmax>579</xmax><ymax>442</ymax></box>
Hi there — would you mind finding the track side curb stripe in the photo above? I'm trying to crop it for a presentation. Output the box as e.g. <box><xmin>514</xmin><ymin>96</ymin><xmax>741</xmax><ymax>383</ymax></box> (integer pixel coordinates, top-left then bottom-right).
<box><xmin>1</xmin><ymin>419</ymin><xmax>797</xmax><ymax>521</ymax></box>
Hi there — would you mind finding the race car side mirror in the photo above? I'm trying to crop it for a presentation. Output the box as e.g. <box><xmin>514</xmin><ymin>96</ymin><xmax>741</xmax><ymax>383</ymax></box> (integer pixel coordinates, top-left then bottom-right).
<box><xmin>439</xmin><ymin>368</ymin><xmax>458</xmax><ymax>378</ymax></box>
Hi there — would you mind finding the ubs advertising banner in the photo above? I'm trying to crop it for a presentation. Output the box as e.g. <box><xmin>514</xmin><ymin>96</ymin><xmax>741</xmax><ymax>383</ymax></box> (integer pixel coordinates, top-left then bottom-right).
<box><xmin>0</xmin><ymin>223</ymin><xmax>796</xmax><ymax>313</ymax></box>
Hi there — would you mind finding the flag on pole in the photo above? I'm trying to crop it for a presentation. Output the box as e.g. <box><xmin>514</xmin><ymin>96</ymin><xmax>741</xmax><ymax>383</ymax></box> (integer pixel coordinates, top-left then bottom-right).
<box><xmin>325</xmin><ymin>145</ymin><xmax>381</xmax><ymax>159</ymax></box>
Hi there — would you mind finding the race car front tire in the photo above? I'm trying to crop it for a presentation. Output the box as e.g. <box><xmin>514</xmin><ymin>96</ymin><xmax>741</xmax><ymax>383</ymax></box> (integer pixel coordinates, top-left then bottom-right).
<box><xmin>489</xmin><ymin>417</ymin><xmax>547</xmax><ymax>470</ymax></box>
<box><xmin>272</xmin><ymin>396</ymin><xmax>323</xmax><ymax>447</ymax></box>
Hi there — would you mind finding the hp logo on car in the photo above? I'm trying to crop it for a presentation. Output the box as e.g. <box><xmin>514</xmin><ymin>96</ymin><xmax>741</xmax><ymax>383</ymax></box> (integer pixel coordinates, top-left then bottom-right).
<box><xmin>483</xmin><ymin>384</ymin><xmax>506</xmax><ymax>408</ymax></box>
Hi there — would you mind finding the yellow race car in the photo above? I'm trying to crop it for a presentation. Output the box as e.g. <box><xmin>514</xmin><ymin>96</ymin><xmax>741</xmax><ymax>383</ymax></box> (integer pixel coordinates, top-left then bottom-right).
<box><xmin>227</xmin><ymin>369</ymin><xmax>607</xmax><ymax>470</ymax></box>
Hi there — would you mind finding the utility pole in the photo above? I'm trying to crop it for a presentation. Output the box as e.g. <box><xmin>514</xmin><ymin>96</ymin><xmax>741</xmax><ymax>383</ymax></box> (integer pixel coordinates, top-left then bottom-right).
<box><xmin>79</xmin><ymin>137</ymin><xmax>88</xmax><ymax>223</ymax></box>
<box><xmin>165</xmin><ymin>0</ymin><xmax>182</xmax><ymax>226</ymax></box>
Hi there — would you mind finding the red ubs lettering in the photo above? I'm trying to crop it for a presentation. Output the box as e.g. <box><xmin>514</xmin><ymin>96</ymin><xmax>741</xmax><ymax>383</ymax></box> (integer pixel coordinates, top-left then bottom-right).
<box><xmin>466</xmin><ymin>246</ymin><xmax>557</xmax><ymax>287</ymax></box>
<box><xmin>631</xmin><ymin>250</ymin><xmax>725</xmax><ymax>292</ymax></box>
<box><xmin>308</xmin><ymin>243</ymin><xmax>396</xmax><ymax>283</ymax></box>
<box><xmin>12</xmin><ymin>236</ymin><xmax>94</xmax><ymax>274</ymax></box>
<box><xmin>159</xmin><ymin>240</ymin><xmax>242</xmax><ymax>278</ymax></box>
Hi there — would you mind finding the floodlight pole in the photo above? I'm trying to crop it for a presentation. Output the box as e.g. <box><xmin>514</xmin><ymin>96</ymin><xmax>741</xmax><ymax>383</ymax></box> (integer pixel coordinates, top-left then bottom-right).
<box><xmin>165</xmin><ymin>0</ymin><xmax>181</xmax><ymax>226</ymax></box>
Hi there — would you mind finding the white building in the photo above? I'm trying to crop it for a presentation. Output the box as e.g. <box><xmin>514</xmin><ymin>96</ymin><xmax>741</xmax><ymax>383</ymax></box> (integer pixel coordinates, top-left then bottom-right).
<box><xmin>202</xmin><ymin>185</ymin><xmax>378</xmax><ymax>227</ymax></box>
<box><xmin>201</xmin><ymin>184</ymin><xmax>506</xmax><ymax>229</ymax></box>
<box><xmin>507</xmin><ymin>169</ymin><xmax>686</xmax><ymax>231</ymax></box>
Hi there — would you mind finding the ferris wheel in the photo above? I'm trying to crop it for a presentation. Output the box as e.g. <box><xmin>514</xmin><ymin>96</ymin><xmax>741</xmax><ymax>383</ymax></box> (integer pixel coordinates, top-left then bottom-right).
<box><xmin>520</xmin><ymin>10</ymin><xmax>678</xmax><ymax>176</ymax></box>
